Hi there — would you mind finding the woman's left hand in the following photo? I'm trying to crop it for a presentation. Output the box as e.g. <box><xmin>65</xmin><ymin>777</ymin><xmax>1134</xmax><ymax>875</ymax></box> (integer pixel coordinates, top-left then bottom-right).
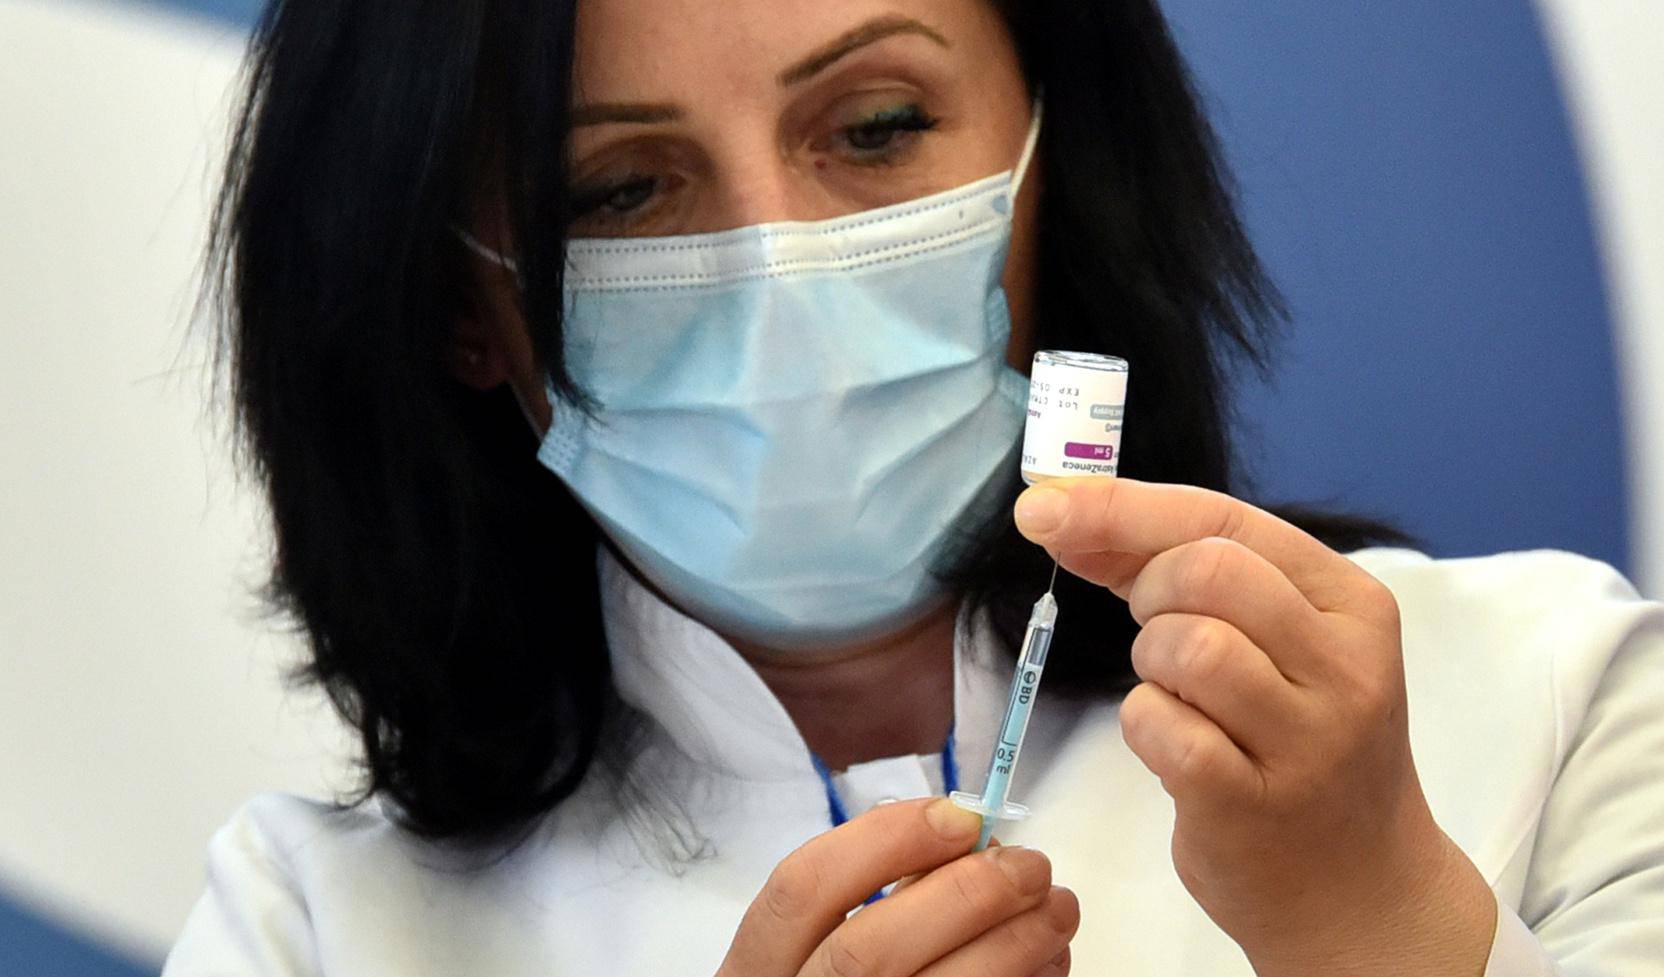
<box><xmin>1013</xmin><ymin>476</ymin><xmax>1498</xmax><ymax>977</ymax></box>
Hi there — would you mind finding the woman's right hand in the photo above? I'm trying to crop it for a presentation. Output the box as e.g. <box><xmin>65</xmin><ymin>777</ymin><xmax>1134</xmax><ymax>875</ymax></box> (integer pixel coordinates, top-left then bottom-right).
<box><xmin>715</xmin><ymin>797</ymin><xmax>1079</xmax><ymax>977</ymax></box>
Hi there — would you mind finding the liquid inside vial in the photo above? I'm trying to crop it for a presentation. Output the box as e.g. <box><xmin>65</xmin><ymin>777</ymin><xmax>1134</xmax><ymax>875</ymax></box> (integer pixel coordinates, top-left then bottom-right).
<box><xmin>1020</xmin><ymin>350</ymin><xmax>1129</xmax><ymax>485</ymax></box>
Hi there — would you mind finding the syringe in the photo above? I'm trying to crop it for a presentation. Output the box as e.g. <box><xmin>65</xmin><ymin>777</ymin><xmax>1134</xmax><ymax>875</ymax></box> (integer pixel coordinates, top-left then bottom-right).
<box><xmin>950</xmin><ymin>561</ymin><xmax>1061</xmax><ymax>851</ymax></box>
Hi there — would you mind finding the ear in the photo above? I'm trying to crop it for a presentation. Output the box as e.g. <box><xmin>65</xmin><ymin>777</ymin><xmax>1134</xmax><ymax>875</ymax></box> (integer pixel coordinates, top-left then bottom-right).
<box><xmin>447</xmin><ymin>315</ymin><xmax>515</xmax><ymax>391</ymax></box>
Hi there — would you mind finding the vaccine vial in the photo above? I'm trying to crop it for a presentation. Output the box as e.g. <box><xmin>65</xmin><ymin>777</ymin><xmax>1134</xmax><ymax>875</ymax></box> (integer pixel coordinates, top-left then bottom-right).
<box><xmin>1020</xmin><ymin>350</ymin><xmax>1129</xmax><ymax>485</ymax></box>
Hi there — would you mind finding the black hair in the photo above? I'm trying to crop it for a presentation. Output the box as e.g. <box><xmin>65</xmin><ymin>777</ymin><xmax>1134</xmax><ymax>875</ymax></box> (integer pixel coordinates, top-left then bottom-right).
<box><xmin>204</xmin><ymin>0</ymin><xmax>1407</xmax><ymax>844</ymax></box>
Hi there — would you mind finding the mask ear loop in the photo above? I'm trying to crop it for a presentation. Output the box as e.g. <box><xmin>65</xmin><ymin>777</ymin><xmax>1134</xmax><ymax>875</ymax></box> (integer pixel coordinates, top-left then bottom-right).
<box><xmin>1009</xmin><ymin>93</ymin><xmax>1044</xmax><ymax>198</ymax></box>
<box><xmin>451</xmin><ymin>223</ymin><xmax>522</xmax><ymax>277</ymax></box>
<box><xmin>447</xmin><ymin>223</ymin><xmax>548</xmax><ymax>436</ymax></box>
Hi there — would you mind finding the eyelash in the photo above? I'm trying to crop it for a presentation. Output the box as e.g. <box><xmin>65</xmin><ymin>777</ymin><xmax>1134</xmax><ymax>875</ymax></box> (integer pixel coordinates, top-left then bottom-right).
<box><xmin>837</xmin><ymin>103</ymin><xmax>940</xmax><ymax>163</ymax></box>
<box><xmin>569</xmin><ymin>102</ymin><xmax>941</xmax><ymax>223</ymax></box>
<box><xmin>571</xmin><ymin>175</ymin><xmax>657</xmax><ymax>220</ymax></box>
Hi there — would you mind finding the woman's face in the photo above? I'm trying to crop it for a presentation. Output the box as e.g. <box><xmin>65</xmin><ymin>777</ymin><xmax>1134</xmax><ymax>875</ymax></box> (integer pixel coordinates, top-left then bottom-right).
<box><xmin>458</xmin><ymin>0</ymin><xmax>1039</xmax><ymax>426</ymax></box>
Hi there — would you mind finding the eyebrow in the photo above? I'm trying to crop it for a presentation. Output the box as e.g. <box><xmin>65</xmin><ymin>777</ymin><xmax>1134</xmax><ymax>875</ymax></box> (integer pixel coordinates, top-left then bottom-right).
<box><xmin>570</xmin><ymin>102</ymin><xmax>683</xmax><ymax>127</ymax></box>
<box><xmin>776</xmin><ymin>15</ymin><xmax>950</xmax><ymax>87</ymax></box>
<box><xmin>570</xmin><ymin>16</ymin><xmax>950</xmax><ymax>127</ymax></box>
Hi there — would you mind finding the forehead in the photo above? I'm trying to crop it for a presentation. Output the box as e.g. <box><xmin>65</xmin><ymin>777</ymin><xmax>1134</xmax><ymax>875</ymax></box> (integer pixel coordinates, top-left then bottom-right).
<box><xmin>572</xmin><ymin>0</ymin><xmax>1002</xmax><ymax>103</ymax></box>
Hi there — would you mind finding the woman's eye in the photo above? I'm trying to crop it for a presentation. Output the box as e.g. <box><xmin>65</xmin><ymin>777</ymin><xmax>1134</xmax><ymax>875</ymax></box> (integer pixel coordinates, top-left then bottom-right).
<box><xmin>573</xmin><ymin>175</ymin><xmax>658</xmax><ymax>218</ymax></box>
<box><xmin>836</xmin><ymin>103</ymin><xmax>939</xmax><ymax>162</ymax></box>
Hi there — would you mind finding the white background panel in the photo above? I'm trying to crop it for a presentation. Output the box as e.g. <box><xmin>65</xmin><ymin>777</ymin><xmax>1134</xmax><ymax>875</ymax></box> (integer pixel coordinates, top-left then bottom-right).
<box><xmin>0</xmin><ymin>0</ymin><xmax>350</xmax><ymax>959</ymax></box>
<box><xmin>1538</xmin><ymin>0</ymin><xmax>1664</xmax><ymax>596</ymax></box>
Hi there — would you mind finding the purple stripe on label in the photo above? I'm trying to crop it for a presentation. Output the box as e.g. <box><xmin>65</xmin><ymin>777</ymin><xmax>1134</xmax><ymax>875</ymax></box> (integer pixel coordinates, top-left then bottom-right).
<box><xmin>1064</xmin><ymin>442</ymin><xmax>1115</xmax><ymax>460</ymax></box>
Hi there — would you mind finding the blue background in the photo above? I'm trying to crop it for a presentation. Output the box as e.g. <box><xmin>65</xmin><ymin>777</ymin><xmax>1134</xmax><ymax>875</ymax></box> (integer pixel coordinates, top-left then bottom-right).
<box><xmin>1166</xmin><ymin>1</ymin><xmax>1625</xmax><ymax>566</ymax></box>
<box><xmin>1</xmin><ymin>886</ymin><xmax>156</xmax><ymax>977</ymax></box>
<box><xmin>17</xmin><ymin>0</ymin><xmax>1625</xmax><ymax>972</ymax></box>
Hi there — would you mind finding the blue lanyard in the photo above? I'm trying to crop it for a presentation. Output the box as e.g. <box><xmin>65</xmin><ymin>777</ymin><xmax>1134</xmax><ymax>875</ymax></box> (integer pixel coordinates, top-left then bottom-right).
<box><xmin>808</xmin><ymin>724</ymin><xmax>960</xmax><ymax>904</ymax></box>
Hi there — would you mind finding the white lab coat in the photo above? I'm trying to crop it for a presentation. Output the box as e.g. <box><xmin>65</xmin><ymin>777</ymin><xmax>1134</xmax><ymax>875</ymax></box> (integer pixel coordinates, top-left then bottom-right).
<box><xmin>161</xmin><ymin>545</ymin><xmax>1664</xmax><ymax>975</ymax></box>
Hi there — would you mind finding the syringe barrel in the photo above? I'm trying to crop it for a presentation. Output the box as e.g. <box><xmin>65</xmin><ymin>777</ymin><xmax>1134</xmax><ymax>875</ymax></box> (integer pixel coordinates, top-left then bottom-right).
<box><xmin>976</xmin><ymin>603</ymin><xmax>1057</xmax><ymax>810</ymax></box>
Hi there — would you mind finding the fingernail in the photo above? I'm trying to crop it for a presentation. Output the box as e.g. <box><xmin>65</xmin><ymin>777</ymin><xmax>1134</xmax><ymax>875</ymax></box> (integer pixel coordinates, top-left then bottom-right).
<box><xmin>1014</xmin><ymin>486</ymin><xmax>1068</xmax><ymax>537</ymax></box>
<box><xmin>992</xmin><ymin>845</ymin><xmax>1050</xmax><ymax>895</ymax></box>
<box><xmin>925</xmin><ymin>797</ymin><xmax>983</xmax><ymax>840</ymax></box>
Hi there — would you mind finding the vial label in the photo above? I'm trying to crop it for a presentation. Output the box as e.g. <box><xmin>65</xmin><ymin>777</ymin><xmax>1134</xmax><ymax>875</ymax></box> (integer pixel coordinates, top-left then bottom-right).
<box><xmin>1021</xmin><ymin>351</ymin><xmax>1128</xmax><ymax>483</ymax></box>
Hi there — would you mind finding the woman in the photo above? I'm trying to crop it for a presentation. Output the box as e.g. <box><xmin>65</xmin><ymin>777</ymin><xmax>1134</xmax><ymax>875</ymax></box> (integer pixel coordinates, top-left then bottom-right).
<box><xmin>165</xmin><ymin>0</ymin><xmax>1663</xmax><ymax>974</ymax></box>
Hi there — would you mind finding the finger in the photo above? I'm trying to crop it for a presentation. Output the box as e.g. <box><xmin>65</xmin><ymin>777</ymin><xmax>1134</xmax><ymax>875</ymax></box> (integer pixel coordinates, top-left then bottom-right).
<box><xmin>1127</xmin><ymin>537</ymin><xmax>1328</xmax><ymax>676</ymax></box>
<box><xmin>1131</xmin><ymin>613</ymin><xmax>1309</xmax><ymax>759</ymax></box>
<box><xmin>1014</xmin><ymin>477</ymin><xmax>1371</xmax><ymax>611</ymax></box>
<box><xmin>887</xmin><ymin>835</ymin><xmax>1002</xmax><ymax>898</ymax></box>
<box><xmin>719</xmin><ymin>797</ymin><xmax>983</xmax><ymax>977</ymax></box>
<box><xmin>1052</xmin><ymin>548</ymin><xmax>1147</xmax><ymax>594</ymax></box>
<box><xmin>803</xmin><ymin>845</ymin><xmax>1053</xmax><ymax>977</ymax></box>
<box><xmin>1119</xmin><ymin>681</ymin><xmax>1266</xmax><ymax>805</ymax></box>
<box><xmin>1034</xmin><ymin>945</ymin><xmax>1071</xmax><ymax>976</ymax></box>
<box><xmin>911</xmin><ymin>885</ymin><xmax>1079</xmax><ymax>977</ymax></box>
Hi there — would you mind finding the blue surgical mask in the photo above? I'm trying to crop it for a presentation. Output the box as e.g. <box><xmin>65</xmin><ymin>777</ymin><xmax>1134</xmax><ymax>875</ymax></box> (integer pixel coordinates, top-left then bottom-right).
<box><xmin>456</xmin><ymin>102</ymin><xmax>1042</xmax><ymax>650</ymax></box>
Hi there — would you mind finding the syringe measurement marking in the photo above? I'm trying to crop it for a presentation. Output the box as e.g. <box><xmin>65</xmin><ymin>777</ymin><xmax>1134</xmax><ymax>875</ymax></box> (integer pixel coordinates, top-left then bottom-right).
<box><xmin>992</xmin><ymin>667</ymin><xmax>1041</xmax><ymax>775</ymax></box>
